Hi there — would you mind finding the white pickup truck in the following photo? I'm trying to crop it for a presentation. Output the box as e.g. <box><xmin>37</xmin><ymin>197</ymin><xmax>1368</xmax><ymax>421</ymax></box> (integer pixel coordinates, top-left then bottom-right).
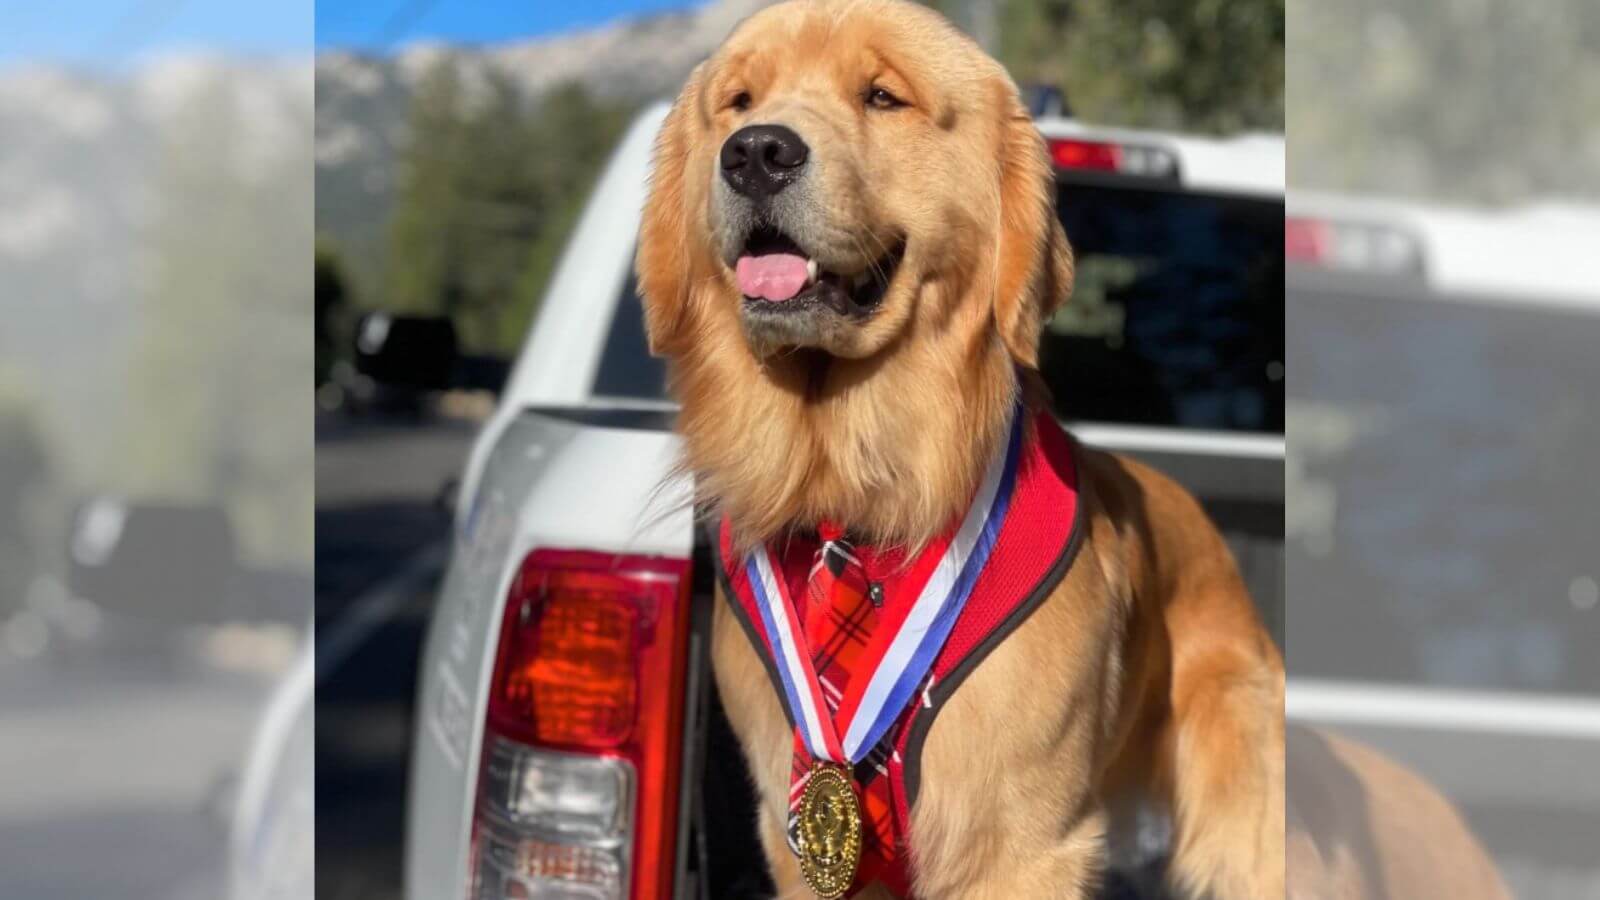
<box><xmin>403</xmin><ymin>104</ymin><xmax>1286</xmax><ymax>900</ymax></box>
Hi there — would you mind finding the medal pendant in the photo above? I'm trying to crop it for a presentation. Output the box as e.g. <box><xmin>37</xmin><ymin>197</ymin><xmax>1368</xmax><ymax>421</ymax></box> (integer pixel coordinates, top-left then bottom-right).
<box><xmin>796</xmin><ymin>761</ymin><xmax>863</xmax><ymax>899</ymax></box>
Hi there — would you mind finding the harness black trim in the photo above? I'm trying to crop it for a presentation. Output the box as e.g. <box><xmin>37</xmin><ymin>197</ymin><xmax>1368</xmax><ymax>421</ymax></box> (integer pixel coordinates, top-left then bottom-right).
<box><xmin>899</xmin><ymin>460</ymin><xmax>1089</xmax><ymax>809</ymax></box>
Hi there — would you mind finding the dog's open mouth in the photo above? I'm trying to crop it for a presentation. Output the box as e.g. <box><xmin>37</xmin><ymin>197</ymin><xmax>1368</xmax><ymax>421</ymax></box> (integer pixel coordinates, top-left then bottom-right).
<box><xmin>735</xmin><ymin>226</ymin><xmax>902</xmax><ymax>318</ymax></box>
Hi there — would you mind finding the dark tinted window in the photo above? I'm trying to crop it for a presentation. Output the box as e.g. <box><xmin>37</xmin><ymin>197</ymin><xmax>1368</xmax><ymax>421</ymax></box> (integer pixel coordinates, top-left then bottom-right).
<box><xmin>592</xmin><ymin>271</ymin><xmax>668</xmax><ymax>400</ymax></box>
<box><xmin>594</xmin><ymin>183</ymin><xmax>1286</xmax><ymax>427</ymax></box>
<box><xmin>1042</xmin><ymin>182</ymin><xmax>1284</xmax><ymax>433</ymax></box>
<box><xmin>1288</xmin><ymin>286</ymin><xmax>1600</xmax><ymax>694</ymax></box>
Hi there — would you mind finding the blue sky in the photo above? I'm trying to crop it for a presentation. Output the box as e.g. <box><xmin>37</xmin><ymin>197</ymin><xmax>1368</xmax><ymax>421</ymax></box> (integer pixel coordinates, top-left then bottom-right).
<box><xmin>0</xmin><ymin>0</ymin><xmax>705</xmax><ymax>66</ymax></box>
<box><xmin>0</xmin><ymin>1</ymin><xmax>310</xmax><ymax>66</ymax></box>
<box><xmin>317</xmin><ymin>0</ymin><xmax>708</xmax><ymax>52</ymax></box>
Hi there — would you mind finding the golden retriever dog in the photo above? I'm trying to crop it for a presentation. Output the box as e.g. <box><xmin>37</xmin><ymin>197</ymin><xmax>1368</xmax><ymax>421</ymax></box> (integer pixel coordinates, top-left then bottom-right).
<box><xmin>636</xmin><ymin>0</ymin><xmax>1283</xmax><ymax>896</ymax></box>
<box><xmin>1287</xmin><ymin>726</ymin><xmax>1509</xmax><ymax>899</ymax></box>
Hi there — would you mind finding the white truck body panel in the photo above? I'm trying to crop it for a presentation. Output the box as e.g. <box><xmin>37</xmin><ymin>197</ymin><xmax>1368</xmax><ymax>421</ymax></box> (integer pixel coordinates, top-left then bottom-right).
<box><xmin>407</xmin><ymin>414</ymin><xmax>690</xmax><ymax>900</ymax></box>
<box><xmin>1036</xmin><ymin>117</ymin><xmax>1285</xmax><ymax>197</ymax></box>
<box><xmin>1289</xmin><ymin>191</ymin><xmax>1600</xmax><ymax>306</ymax></box>
<box><xmin>453</xmin><ymin>105</ymin><xmax>671</xmax><ymax>534</ymax></box>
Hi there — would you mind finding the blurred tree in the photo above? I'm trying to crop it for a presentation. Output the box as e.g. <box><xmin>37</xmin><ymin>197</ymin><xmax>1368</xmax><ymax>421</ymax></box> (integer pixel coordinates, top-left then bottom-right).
<box><xmin>384</xmin><ymin>59</ymin><xmax>473</xmax><ymax>324</ymax></box>
<box><xmin>994</xmin><ymin>0</ymin><xmax>1283</xmax><ymax>133</ymax></box>
<box><xmin>384</xmin><ymin>63</ymin><xmax>633</xmax><ymax>357</ymax></box>
<box><xmin>316</xmin><ymin>241</ymin><xmax>353</xmax><ymax>386</ymax></box>
<box><xmin>1289</xmin><ymin>0</ymin><xmax>1600</xmax><ymax>203</ymax></box>
<box><xmin>503</xmin><ymin>83</ymin><xmax>634</xmax><ymax>355</ymax></box>
<box><xmin>125</xmin><ymin>69</ymin><xmax>314</xmax><ymax>569</ymax></box>
<box><xmin>0</xmin><ymin>384</ymin><xmax>51</xmax><ymax>616</ymax></box>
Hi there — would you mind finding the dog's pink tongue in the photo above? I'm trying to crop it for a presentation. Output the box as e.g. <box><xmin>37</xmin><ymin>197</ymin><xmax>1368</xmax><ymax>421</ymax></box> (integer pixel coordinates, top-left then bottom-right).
<box><xmin>736</xmin><ymin>253</ymin><xmax>809</xmax><ymax>301</ymax></box>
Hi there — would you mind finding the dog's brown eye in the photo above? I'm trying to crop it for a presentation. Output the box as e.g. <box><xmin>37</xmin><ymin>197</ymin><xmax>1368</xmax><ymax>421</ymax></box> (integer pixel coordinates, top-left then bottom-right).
<box><xmin>729</xmin><ymin>90</ymin><xmax>752</xmax><ymax>112</ymax></box>
<box><xmin>865</xmin><ymin>86</ymin><xmax>905</xmax><ymax>110</ymax></box>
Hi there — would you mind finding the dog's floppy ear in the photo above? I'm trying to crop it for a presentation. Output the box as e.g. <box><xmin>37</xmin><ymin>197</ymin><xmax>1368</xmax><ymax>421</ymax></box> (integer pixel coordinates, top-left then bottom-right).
<box><xmin>991</xmin><ymin>96</ymin><xmax>1073</xmax><ymax>369</ymax></box>
<box><xmin>636</xmin><ymin>63</ymin><xmax>709</xmax><ymax>358</ymax></box>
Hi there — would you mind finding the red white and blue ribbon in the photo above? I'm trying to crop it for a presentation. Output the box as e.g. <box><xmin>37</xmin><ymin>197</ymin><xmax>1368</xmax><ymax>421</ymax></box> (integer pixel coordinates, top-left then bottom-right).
<box><xmin>743</xmin><ymin>406</ymin><xmax>1025</xmax><ymax>765</ymax></box>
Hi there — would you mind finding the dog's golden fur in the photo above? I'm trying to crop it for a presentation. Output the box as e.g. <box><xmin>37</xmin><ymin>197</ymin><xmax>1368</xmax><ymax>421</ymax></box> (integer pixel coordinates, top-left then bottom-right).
<box><xmin>1287</xmin><ymin>726</ymin><xmax>1510</xmax><ymax>899</ymax></box>
<box><xmin>639</xmin><ymin>0</ymin><xmax>1068</xmax><ymax>552</ymax></box>
<box><xmin>637</xmin><ymin>1</ymin><xmax>1284</xmax><ymax>896</ymax></box>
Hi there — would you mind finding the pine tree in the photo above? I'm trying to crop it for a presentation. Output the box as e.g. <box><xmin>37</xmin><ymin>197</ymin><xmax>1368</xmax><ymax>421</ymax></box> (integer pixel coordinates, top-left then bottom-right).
<box><xmin>126</xmin><ymin>68</ymin><xmax>313</xmax><ymax>569</ymax></box>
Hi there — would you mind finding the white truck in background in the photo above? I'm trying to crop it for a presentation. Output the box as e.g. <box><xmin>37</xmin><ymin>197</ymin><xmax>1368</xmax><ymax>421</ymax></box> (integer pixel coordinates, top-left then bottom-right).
<box><xmin>1285</xmin><ymin>194</ymin><xmax>1600</xmax><ymax>898</ymax></box>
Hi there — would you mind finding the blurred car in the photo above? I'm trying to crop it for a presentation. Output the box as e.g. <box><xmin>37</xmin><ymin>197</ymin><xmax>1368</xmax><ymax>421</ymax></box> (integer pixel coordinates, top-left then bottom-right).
<box><xmin>404</xmin><ymin>104</ymin><xmax>1285</xmax><ymax>900</ymax></box>
<box><xmin>18</xmin><ymin>498</ymin><xmax>306</xmax><ymax>668</ymax></box>
<box><xmin>6</xmin><ymin>499</ymin><xmax>240</xmax><ymax>669</ymax></box>
<box><xmin>320</xmin><ymin>312</ymin><xmax>511</xmax><ymax>418</ymax></box>
<box><xmin>1285</xmin><ymin>194</ymin><xmax>1600</xmax><ymax>897</ymax></box>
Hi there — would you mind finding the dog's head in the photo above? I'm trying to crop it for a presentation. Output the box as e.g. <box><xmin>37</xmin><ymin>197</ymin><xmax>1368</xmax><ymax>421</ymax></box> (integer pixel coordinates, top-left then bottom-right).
<box><xmin>637</xmin><ymin>0</ymin><xmax>1072</xmax><ymax>545</ymax></box>
<box><xmin>638</xmin><ymin>0</ymin><xmax>1072</xmax><ymax>369</ymax></box>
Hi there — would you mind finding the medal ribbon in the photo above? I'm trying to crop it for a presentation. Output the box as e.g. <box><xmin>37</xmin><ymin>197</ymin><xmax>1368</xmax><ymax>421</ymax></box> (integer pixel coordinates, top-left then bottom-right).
<box><xmin>743</xmin><ymin>406</ymin><xmax>1025</xmax><ymax>768</ymax></box>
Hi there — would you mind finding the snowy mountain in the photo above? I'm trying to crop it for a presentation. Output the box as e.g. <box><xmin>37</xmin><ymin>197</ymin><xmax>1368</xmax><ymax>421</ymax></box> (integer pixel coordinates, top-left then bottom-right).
<box><xmin>313</xmin><ymin>0</ymin><xmax>770</xmax><ymax>285</ymax></box>
<box><xmin>0</xmin><ymin>56</ymin><xmax>311</xmax><ymax>480</ymax></box>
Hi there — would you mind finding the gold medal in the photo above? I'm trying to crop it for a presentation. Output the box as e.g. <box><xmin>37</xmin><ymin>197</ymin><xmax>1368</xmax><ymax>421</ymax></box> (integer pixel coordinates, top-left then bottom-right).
<box><xmin>796</xmin><ymin>761</ymin><xmax>863</xmax><ymax>899</ymax></box>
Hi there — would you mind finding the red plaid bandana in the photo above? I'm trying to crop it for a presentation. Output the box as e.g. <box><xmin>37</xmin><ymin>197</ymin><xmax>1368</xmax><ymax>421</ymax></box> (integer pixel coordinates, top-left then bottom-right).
<box><xmin>786</xmin><ymin>523</ymin><xmax>903</xmax><ymax>889</ymax></box>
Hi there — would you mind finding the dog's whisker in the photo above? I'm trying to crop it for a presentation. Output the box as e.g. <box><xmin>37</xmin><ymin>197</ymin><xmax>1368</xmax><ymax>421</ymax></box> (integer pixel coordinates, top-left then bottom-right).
<box><xmin>862</xmin><ymin>221</ymin><xmax>895</xmax><ymax>264</ymax></box>
<box><xmin>846</xmin><ymin>213</ymin><xmax>894</xmax><ymax>264</ymax></box>
<box><xmin>846</xmin><ymin>231</ymin><xmax>889</xmax><ymax>285</ymax></box>
<box><xmin>863</xmin><ymin>230</ymin><xmax>899</xmax><ymax>285</ymax></box>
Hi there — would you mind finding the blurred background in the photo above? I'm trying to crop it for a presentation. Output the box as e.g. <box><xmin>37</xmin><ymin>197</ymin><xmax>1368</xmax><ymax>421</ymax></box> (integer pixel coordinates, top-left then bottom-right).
<box><xmin>0</xmin><ymin>3</ymin><xmax>312</xmax><ymax>900</ymax></box>
<box><xmin>312</xmin><ymin>1</ymin><xmax>1280</xmax><ymax>899</ymax></box>
<box><xmin>312</xmin><ymin>0</ymin><xmax>1282</xmax><ymax>365</ymax></box>
<box><xmin>1286</xmin><ymin>1</ymin><xmax>1600</xmax><ymax>897</ymax></box>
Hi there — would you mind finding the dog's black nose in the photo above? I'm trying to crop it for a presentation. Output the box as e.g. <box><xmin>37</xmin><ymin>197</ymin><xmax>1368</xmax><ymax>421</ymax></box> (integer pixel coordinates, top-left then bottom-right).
<box><xmin>720</xmin><ymin>124</ymin><xmax>808</xmax><ymax>199</ymax></box>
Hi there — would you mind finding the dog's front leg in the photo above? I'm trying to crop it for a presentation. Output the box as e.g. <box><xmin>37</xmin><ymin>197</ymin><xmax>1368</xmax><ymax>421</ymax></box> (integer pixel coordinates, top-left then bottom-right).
<box><xmin>902</xmin><ymin>684</ymin><xmax>1111</xmax><ymax>900</ymax></box>
<box><xmin>753</xmin><ymin>808</ymin><xmax>807</xmax><ymax>898</ymax></box>
<box><xmin>907</xmin><ymin>797</ymin><xmax>1107</xmax><ymax>900</ymax></box>
<box><xmin>902</xmin><ymin>568</ymin><xmax>1120</xmax><ymax>900</ymax></box>
<box><xmin>711</xmin><ymin>596</ymin><xmax>820</xmax><ymax>898</ymax></box>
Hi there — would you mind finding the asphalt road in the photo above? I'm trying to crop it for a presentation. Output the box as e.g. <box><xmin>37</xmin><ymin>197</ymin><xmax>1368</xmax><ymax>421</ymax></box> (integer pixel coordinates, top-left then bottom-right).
<box><xmin>315</xmin><ymin>411</ymin><xmax>477</xmax><ymax>900</ymax></box>
<box><xmin>0</xmin><ymin>649</ymin><xmax>273</xmax><ymax>900</ymax></box>
<box><xmin>315</xmin><ymin>412</ymin><xmax>478</xmax><ymax>617</ymax></box>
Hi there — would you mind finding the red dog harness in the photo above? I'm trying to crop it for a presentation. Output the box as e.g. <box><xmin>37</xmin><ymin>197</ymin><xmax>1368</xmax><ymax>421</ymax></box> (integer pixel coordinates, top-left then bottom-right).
<box><xmin>715</xmin><ymin>408</ymin><xmax>1085</xmax><ymax>896</ymax></box>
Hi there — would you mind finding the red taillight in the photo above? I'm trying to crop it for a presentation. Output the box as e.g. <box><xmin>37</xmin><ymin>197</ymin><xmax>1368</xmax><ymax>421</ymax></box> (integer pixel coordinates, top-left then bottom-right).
<box><xmin>495</xmin><ymin>584</ymin><xmax>639</xmax><ymax>748</ymax></box>
<box><xmin>474</xmin><ymin>549</ymin><xmax>691</xmax><ymax>900</ymax></box>
<box><xmin>1285</xmin><ymin>216</ymin><xmax>1330</xmax><ymax>264</ymax></box>
<box><xmin>1048</xmin><ymin>138</ymin><xmax>1179</xmax><ymax>179</ymax></box>
<box><xmin>1285</xmin><ymin>215</ymin><xmax>1424</xmax><ymax>276</ymax></box>
<box><xmin>1049</xmin><ymin>138</ymin><xmax>1121</xmax><ymax>171</ymax></box>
